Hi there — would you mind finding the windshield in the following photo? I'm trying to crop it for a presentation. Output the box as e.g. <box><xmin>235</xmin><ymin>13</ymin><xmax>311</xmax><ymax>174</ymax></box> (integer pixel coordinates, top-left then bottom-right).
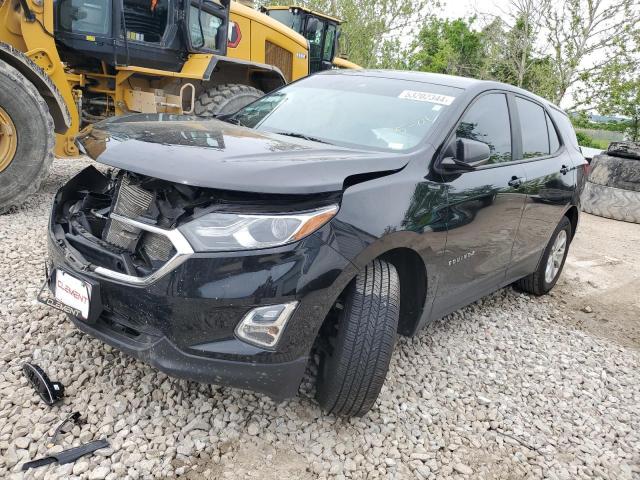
<box><xmin>266</xmin><ymin>9</ymin><xmax>304</xmax><ymax>32</ymax></box>
<box><xmin>230</xmin><ymin>74</ymin><xmax>461</xmax><ymax>152</ymax></box>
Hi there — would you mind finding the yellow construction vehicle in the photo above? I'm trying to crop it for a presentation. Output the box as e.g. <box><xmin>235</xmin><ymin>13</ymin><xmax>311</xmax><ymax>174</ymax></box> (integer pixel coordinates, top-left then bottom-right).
<box><xmin>261</xmin><ymin>5</ymin><xmax>361</xmax><ymax>72</ymax></box>
<box><xmin>0</xmin><ymin>0</ymin><xmax>357</xmax><ymax>212</ymax></box>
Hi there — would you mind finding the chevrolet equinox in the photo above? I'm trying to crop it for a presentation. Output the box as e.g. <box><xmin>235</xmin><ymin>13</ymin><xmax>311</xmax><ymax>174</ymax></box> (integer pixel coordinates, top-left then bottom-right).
<box><xmin>43</xmin><ymin>71</ymin><xmax>587</xmax><ymax>416</ymax></box>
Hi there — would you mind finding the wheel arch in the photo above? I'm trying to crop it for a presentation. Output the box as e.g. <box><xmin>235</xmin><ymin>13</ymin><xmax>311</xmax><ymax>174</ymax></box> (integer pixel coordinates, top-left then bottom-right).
<box><xmin>318</xmin><ymin>235</ymin><xmax>431</xmax><ymax>343</ymax></box>
<box><xmin>379</xmin><ymin>248</ymin><xmax>428</xmax><ymax>337</ymax></box>
<box><xmin>563</xmin><ymin>205</ymin><xmax>579</xmax><ymax>239</ymax></box>
<box><xmin>202</xmin><ymin>56</ymin><xmax>287</xmax><ymax>94</ymax></box>
<box><xmin>0</xmin><ymin>42</ymin><xmax>70</xmax><ymax>134</ymax></box>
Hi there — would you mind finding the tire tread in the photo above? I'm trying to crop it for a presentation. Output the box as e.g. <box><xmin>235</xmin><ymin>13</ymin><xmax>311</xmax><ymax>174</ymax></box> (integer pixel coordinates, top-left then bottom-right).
<box><xmin>194</xmin><ymin>84</ymin><xmax>263</xmax><ymax>117</ymax></box>
<box><xmin>581</xmin><ymin>181</ymin><xmax>640</xmax><ymax>223</ymax></box>
<box><xmin>317</xmin><ymin>259</ymin><xmax>400</xmax><ymax>417</ymax></box>
<box><xmin>0</xmin><ymin>60</ymin><xmax>55</xmax><ymax>214</ymax></box>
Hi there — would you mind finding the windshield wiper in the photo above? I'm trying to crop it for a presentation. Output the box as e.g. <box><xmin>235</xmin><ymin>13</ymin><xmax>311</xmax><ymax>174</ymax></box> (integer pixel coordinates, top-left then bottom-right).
<box><xmin>219</xmin><ymin>116</ymin><xmax>243</xmax><ymax>126</ymax></box>
<box><xmin>274</xmin><ymin>131</ymin><xmax>333</xmax><ymax>145</ymax></box>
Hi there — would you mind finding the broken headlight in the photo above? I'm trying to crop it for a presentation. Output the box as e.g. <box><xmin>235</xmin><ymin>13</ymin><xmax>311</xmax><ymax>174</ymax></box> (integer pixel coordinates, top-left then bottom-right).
<box><xmin>179</xmin><ymin>205</ymin><xmax>338</xmax><ymax>252</ymax></box>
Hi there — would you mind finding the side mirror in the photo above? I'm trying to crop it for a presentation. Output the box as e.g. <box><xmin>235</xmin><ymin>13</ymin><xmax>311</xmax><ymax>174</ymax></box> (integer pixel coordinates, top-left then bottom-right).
<box><xmin>441</xmin><ymin>138</ymin><xmax>491</xmax><ymax>171</ymax></box>
<box><xmin>456</xmin><ymin>138</ymin><xmax>491</xmax><ymax>167</ymax></box>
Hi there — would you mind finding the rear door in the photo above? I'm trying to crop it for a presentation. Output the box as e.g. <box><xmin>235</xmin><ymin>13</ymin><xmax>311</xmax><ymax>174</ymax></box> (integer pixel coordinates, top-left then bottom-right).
<box><xmin>431</xmin><ymin>92</ymin><xmax>528</xmax><ymax>318</ymax></box>
<box><xmin>507</xmin><ymin>96</ymin><xmax>576</xmax><ymax>280</ymax></box>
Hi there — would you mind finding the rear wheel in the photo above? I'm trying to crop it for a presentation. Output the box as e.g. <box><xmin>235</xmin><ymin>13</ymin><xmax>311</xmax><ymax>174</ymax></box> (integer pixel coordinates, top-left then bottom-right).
<box><xmin>194</xmin><ymin>84</ymin><xmax>263</xmax><ymax>117</ymax></box>
<box><xmin>316</xmin><ymin>259</ymin><xmax>400</xmax><ymax>417</ymax></box>
<box><xmin>516</xmin><ymin>216</ymin><xmax>572</xmax><ymax>295</ymax></box>
<box><xmin>0</xmin><ymin>61</ymin><xmax>55</xmax><ymax>214</ymax></box>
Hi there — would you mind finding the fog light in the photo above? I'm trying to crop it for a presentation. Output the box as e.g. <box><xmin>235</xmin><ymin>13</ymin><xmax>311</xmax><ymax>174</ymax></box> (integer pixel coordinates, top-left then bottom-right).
<box><xmin>235</xmin><ymin>302</ymin><xmax>298</xmax><ymax>349</ymax></box>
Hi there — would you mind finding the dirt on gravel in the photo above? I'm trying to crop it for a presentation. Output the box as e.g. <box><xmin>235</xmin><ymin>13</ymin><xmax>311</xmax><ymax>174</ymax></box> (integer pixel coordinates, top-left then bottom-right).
<box><xmin>554</xmin><ymin>213</ymin><xmax>640</xmax><ymax>350</ymax></box>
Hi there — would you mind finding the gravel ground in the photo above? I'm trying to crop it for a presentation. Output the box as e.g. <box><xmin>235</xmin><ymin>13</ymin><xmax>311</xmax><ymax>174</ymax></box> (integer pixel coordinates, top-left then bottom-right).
<box><xmin>1</xmin><ymin>158</ymin><xmax>639</xmax><ymax>480</ymax></box>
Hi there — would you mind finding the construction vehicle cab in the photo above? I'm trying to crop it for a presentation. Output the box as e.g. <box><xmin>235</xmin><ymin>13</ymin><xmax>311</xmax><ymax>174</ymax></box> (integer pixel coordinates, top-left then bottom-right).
<box><xmin>0</xmin><ymin>0</ymin><xmax>323</xmax><ymax>212</ymax></box>
<box><xmin>262</xmin><ymin>5</ymin><xmax>359</xmax><ymax>73</ymax></box>
<box><xmin>55</xmin><ymin>0</ymin><xmax>229</xmax><ymax>71</ymax></box>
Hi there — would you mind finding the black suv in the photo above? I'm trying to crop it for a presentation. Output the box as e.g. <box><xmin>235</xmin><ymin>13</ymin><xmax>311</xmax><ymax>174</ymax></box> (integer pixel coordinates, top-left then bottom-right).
<box><xmin>44</xmin><ymin>71</ymin><xmax>587</xmax><ymax>416</ymax></box>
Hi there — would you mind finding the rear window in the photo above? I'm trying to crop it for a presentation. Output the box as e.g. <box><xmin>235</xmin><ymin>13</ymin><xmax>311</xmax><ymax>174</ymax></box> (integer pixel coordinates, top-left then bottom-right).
<box><xmin>549</xmin><ymin>108</ymin><xmax>579</xmax><ymax>151</ymax></box>
<box><xmin>231</xmin><ymin>74</ymin><xmax>462</xmax><ymax>152</ymax></box>
<box><xmin>546</xmin><ymin>113</ymin><xmax>561</xmax><ymax>153</ymax></box>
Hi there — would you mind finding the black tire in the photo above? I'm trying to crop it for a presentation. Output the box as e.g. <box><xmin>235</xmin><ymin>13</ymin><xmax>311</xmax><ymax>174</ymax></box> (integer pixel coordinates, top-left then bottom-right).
<box><xmin>0</xmin><ymin>60</ymin><xmax>55</xmax><ymax>214</ymax></box>
<box><xmin>316</xmin><ymin>259</ymin><xmax>400</xmax><ymax>417</ymax></box>
<box><xmin>582</xmin><ymin>181</ymin><xmax>640</xmax><ymax>223</ymax></box>
<box><xmin>194</xmin><ymin>84</ymin><xmax>263</xmax><ymax>117</ymax></box>
<box><xmin>516</xmin><ymin>216</ymin><xmax>572</xmax><ymax>295</ymax></box>
<box><xmin>589</xmin><ymin>154</ymin><xmax>640</xmax><ymax>192</ymax></box>
<box><xmin>607</xmin><ymin>141</ymin><xmax>640</xmax><ymax>160</ymax></box>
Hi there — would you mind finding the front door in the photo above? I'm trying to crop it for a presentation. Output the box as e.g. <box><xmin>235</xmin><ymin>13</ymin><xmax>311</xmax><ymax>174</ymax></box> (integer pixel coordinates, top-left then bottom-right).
<box><xmin>431</xmin><ymin>92</ymin><xmax>527</xmax><ymax>318</ymax></box>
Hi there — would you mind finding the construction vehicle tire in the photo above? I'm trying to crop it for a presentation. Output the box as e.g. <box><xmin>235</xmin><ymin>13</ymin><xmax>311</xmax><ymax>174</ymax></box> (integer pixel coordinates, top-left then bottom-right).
<box><xmin>0</xmin><ymin>61</ymin><xmax>54</xmax><ymax>214</ymax></box>
<box><xmin>194</xmin><ymin>84</ymin><xmax>263</xmax><ymax>117</ymax></box>
<box><xmin>582</xmin><ymin>181</ymin><xmax>640</xmax><ymax>224</ymax></box>
<box><xmin>589</xmin><ymin>154</ymin><xmax>640</xmax><ymax>192</ymax></box>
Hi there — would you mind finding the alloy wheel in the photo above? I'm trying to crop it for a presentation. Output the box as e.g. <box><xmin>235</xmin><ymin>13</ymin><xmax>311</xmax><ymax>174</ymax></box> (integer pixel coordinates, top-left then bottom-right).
<box><xmin>545</xmin><ymin>230</ymin><xmax>567</xmax><ymax>284</ymax></box>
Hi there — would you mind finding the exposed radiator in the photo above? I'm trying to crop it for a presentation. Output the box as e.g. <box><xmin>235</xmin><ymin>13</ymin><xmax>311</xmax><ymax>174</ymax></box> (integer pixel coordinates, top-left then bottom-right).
<box><xmin>140</xmin><ymin>231</ymin><xmax>175</xmax><ymax>262</ymax></box>
<box><xmin>104</xmin><ymin>174</ymin><xmax>154</xmax><ymax>250</ymax></box>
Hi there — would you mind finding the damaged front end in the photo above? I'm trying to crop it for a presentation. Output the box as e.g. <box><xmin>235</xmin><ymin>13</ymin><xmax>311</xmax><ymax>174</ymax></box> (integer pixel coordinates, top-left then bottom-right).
<box><xmin>50</xmin><ymin>166</ymin><xmax>208</xmax><ymax>283</ymax></box>
<box><xmin>50</xmin><ymin>165</ymin><xmax>344</xmax><ymax>285</ymax></box>
<box><xmin>44</xmin><ymin>165</ymin><xmax>354</xmax><ymax>398</ymax></box>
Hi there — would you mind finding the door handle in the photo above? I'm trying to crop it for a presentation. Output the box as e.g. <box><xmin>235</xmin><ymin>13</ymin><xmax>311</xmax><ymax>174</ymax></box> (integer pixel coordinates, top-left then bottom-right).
<box><xmin>560</xmin><ymin>165</ymin><xmax>569</xmax><ymax>175</ymax></box>
<box><xmin>508</xmin><ymin>176</ymin><xmax>524</xmax><ymax>188</ymax></box>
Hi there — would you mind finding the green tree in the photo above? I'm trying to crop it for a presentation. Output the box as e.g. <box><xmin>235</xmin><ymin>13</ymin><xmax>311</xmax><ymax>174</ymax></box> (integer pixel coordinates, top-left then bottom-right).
<box><xmin>481</xmin><ymin>9</ymin><xmax>559</xmax><ymax>100</ymax></box>
<box><xmin>260</xmin><ymin>0</ymin><xmax>435</xmax><ymax>68</ymax></box>
<box><xmin>498</xmin><ymin>0</ymin><xmax>550</xmax><ymax>88</ymax></box>
<box><xmin>583</xmin><ymin>59</ymin><xmax>640</xmax><ymax>141</ymax></box>
<box><xmin>407</xmin><ymin>17</ymin><xmax>487</xmax><ymax>77</ymax></box>
<box><xmin>545</xmin><ymin>0</ymin><xmax>640</xmax><ymax>106</ymax></box>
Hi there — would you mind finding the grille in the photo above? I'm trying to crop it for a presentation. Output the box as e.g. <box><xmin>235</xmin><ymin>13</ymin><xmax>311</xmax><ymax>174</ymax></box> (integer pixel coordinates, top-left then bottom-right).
<box><xmin>265</xmin><ymin>41</ymin><xmax>293</xmax><ymax>82</ymax></box>
<box><xmin>104</xmin><ymin>175</ymin><xmax>154</xmax><ymax>250</ymax></box>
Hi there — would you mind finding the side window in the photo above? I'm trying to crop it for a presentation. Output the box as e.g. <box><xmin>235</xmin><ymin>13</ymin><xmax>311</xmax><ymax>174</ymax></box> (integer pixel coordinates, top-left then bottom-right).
<box><xmin>123</xmin><ymin>0</ymin><xmax>169</xmax><ymax>43</ymax></box>
<box><xmin>305</xmin><ymin>19</ymin><xmax>326</xmax><ymax>63</ymax></box>
<box><xmin>323</xmin><ymin>24</ymin><xmax>337</xmax><ymax>62</ymax></box>
<box><xmin>546</xmin><ymin>113</ymin><xmax>561</xmax><ymax>153</ymax></box>
<box><xmin>549</xmin><ymin>109</ymin><xmax>579</xmax><ymax>151</ymax></box>
<box><xmin>515</xmin><ymin>97</ymin><xmax>549</xmax><ymax>159</ymax></box>
<box><xmin>189</xmin><ymin>2</ymin><xmax>224</xmax><ymax>51</ymax></box>
<box><xmin>456</xmin><ymin>93</ymin><xmax>512</xmax><ymax>164</ymax></box>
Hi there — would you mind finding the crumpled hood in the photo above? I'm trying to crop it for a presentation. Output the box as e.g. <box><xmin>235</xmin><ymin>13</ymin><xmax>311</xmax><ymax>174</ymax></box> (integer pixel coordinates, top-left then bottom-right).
<box><xmin>78</xmin><ymin>114</ymin><xmax>408</xmax><ymax>194</ymax></box>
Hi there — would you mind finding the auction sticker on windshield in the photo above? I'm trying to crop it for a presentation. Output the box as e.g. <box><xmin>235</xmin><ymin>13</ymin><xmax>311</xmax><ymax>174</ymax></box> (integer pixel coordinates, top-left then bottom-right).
<box><xmin>55</xmin><ymin>270</ymin><xmax>92</xmax><ymax>319</ymax></box>
<box><xmin>398</xmin><ymin>90</ymin><xmax>455</xmax><ymax>105</ymax></box>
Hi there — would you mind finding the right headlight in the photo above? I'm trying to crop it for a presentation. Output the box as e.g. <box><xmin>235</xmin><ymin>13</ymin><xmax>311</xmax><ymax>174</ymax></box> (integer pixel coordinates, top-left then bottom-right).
<box><xmin>178</xmin><ymin>204</ymin><xmax>339</xmax><ymax>252</ymax></box>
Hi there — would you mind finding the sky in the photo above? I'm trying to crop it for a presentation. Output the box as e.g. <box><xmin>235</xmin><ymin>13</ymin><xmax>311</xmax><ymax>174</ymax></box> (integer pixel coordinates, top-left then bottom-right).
<box><xmin>439</xmin><ymin>0</ymin><xmax>512</xmax><ymax>19</ymax></box>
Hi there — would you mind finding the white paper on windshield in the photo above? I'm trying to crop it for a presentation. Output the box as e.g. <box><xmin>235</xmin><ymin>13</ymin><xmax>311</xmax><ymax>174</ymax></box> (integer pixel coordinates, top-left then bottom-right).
<box><xmin>398</xmin><ymin>90</ymin><xmax>455</xmax><ymax>106</ymax></box>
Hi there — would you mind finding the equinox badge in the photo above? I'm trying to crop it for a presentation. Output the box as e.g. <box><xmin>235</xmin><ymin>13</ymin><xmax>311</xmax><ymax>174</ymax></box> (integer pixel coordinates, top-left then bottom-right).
<box><xmin>448</xmin><ymin>250</ymin><xmax>476</xmax><ymax>266</ymax></box>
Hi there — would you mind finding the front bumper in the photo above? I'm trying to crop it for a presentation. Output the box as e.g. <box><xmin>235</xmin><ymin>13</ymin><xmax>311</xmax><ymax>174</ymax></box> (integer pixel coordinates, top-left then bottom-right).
<box><xmin>46</xmin><ymin>182</ymin><xmax>353</xmax><ymax>400</ymax></box>
<box><xmin>66</xmin><ymin>310</ymin><xmax>308</xmax><ymax>399</ymax></box>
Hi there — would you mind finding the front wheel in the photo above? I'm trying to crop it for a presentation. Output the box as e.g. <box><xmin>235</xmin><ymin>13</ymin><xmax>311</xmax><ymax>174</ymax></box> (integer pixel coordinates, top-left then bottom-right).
<box><xmin>194</xmin><ymin>84</ymin><xmax>263</xmax><ymax>117</ymax></box>
<box><xmin>316</xmin><ymin>259</ymin><xmax>400</xmax><ymax>417</ymax></box>
<box><xmin>516</xmin><ymin>216</ymin><xmax>572</xmax><ymax>295</ymax></box>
